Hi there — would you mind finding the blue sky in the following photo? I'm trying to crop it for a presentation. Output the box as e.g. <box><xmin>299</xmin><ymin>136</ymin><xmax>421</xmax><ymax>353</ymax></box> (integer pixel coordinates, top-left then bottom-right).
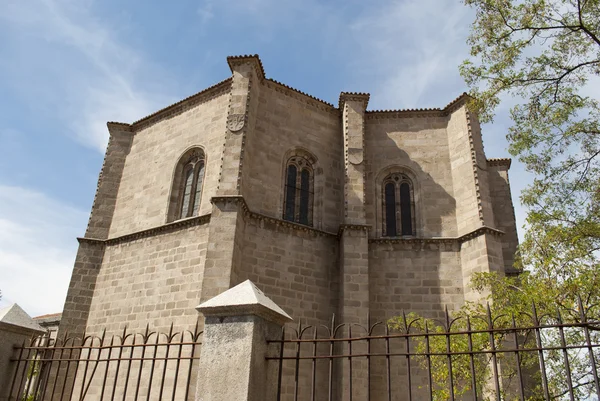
<box><xmin>0</xmin><ymin>0</ymin><xmax>533</xmax><ymax>317</ymax></box>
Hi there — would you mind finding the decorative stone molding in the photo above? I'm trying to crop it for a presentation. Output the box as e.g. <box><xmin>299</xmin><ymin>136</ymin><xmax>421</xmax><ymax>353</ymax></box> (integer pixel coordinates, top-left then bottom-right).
<box><xmin>226</xmin><ymin>114</ymin><xmax>245</xmax><ymax>132</ymax></box>
<box><xmin>131</xmin><ymin>78</ymin><xmax>232</xmax><ymax>132</ymax></box>
<box><xmin>487</xmin><ymin>158</ymin><xmax>512</xmax><ymax>169</ymax></box>
<box><xmin>265</xmin><ymin>79</ymin><xmax>337</xmax><ymax>113</ymax></box>
<box><xmin>338</xmin><ymin>224</ymin><xmax>370</xmax><ymax>236</ymax></box>
<box><xmin>79</xmin><ymin>214</ymin><xmax>211</xmax><ymax>246</ymax></box>
<box><xmin>365</xmin><ymin>93</ymin><xmax>470</xmax><ymax>120</ymax></box>
<box><xmin>369</xmin><ymin>226</ymin><xmax>504</xmax><ymax>246</ymax></box>
<box><xmin>226</xmin><ymin>54</ymin><xmax>266</xmax><ymax>81</ymax></box>
<box><xmin>338</xmin><ymin>92</ymin><xmax>370</xmax><ymax>109</ymax></box>
<box><xmin>465</xmin><ymin>110</ymin><xmax>486</xmax><ymax>225</ymax></box>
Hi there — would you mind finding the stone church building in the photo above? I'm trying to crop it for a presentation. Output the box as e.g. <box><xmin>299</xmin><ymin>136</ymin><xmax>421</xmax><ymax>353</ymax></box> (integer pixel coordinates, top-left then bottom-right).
<box><xmin>59</xmin><ymin>54</ymin><xmax>518</xmax><ymax>340</ymax></box>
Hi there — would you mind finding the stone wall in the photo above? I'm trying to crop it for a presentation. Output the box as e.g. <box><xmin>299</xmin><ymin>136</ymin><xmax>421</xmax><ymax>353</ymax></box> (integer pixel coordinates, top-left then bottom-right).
<box><xmin>365</xmin><ymin>114</ymin><xmax>456</xmax><ymax>238</ymax></box>
<box><xmin>108</xmin><ymin>90</ymin><xmax>229</xmax><ymax>238</ymax></box>
<box><xmin>447</xmin><ymin>106</ymin><xmax>483</xmax><ymax>235</ymax></box>
<box><xmin>488</xmin><ymin>162</ymin><xmax>519</xmax><ymax>272</ymax></box>
<box><xmin>369</xmin><ymin>241</ymin><xmax>463</xmax><ymax>321</ymax></box>
<box><xmin>237</xmin><ymin>217</ymin><xmax>339</xmax><ymax>326</ymax></box>
<box><xmin>84</xmin><ymin>222</ymin><xmax>210</xmax><ymax>335</ymax></box>
<box><xmin>245</xmin><ymin>82</ymin><xmax>343</xmax><ymax>233</ymax></box>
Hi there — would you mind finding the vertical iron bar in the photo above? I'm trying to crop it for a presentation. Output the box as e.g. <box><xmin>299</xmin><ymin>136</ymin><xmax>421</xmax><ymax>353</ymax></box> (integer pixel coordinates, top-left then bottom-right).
<box><xmin>579</xmin><ymin>297</ymin><xmax>600</xmax><ymax>397</ymax></box>
<box><xmin>403</xmin><ymin>312</ymin><xmax>412</xmax><ymax>401</ymax></box>
<box><xmin>100</xmin><ymin>336</ymin><xmax>114</xmax><ymax>400</ymax></box>
<box><xmin>17</xmin><ymin>344</ymin><xmax>34</xmax><ymax>400</ymax></box>
<box><xmin>158</xmin><ymin>325</ymin><xmax>174</xmax><ymax>400</ymax></box>
<box><xmin>311</xmin><ymin>327</ymin><xmax>317</xmax><ymax>401</ymax></box>
<box><xmin>38</xmin><ymin>333</ymin><xmax>54</xmax><ymax>401</ymax></box>
<box><xmin>110</xmin><ymin>329</ymin><xmax>126</xmax><ymax>401</ymax></box>
<box><xmin>532</xmin><ymin>303</ymin><xmax>551</xmax><ymax>400</ymax></box>
<box><xmin>511</xmin><ymin>315</ymin><xmax>525</xmax><ymax>401</ymax></box>
<box><xmin>367</xmin><ymin>323</ymin><xmax>371</xmax><ymax>401</ymax></box>
<box><xmin>466</xmin><ymin>317</ymin><xmax>478</xmax><ymax>401</ymax></box>
<box><xmin>328</xmin><ymin>316</ymin><xmax>335</xmax><ymax>401</ymax></box>
<box><xmin>557</xmin><ymin>310</ymin><xmax>575</xmax><ymax>401</ymax></box>
<box><xmin>293</xmin><ymin>322</ymin><xmax>301</xmax><ymax>401</ymax></box>
<box><xmin>134</xmin><ymin>327</ymin><xmax>149</xmax><ymax>401</ymax></box>
<box><xmin>424</xmin><ymin>322</ymin><xmax>433</xmax><ymax>401</ymax></box>
<box><xmin>60</xmin><ymin>337</ymin><xmax>78</xmax><ymax>401</ymax></box>
<box><xmin>50</xmin><ymin>334</ymin><xmax>68</xmax><ymax>401</ymax></box>
<box><xmin>276</xmin><ymin>327</ymin><xmax>285</xmax><ymax>401</ymax></box>
<box><xmin>486</xmin><ymin>305</ymin><xmax>501</xmax><ymax>401</ymax></box>
<box><xmin>348</xmin><ymin>325</ymin><xmax>353</xmax><ymax>401</ymax></box>
<box><xmin>445</xmin><ymin>310</ymin><xmax>455</xmax><ymax>401</ymax></box>
<box><xmin>8</xmin><ymin>339</ymin><xmax>26</xmax><ymax>399</ymax></box>
<box><xmin>183</xmin><ymin>332</ymin><xmax>197</xmax><ymax>401</ymax></box>
<box><xmin>145</xmin><ymin>331</ymin><xmax>161</xmax><ymax>401</ymax></box>
<box><xmin>77</xmin><ymin>336</ymin><xmax>93</xmax><ymax>401</ymax></box>
<box><xmin>23</xmin><ymin>339</ymin><xmax>39</xmax><ymax>400</ymax></box>
<box><xmin>80</xmin><ymin>333</ymin><xmax>104</xmax><ymax>400</ymax></box>
<box><xmin>385</xmin><ymin>324</ymin><xmax>392</xmax><ymax>401</ymax></box>
<box><xmin>171</xmin><ymin>332</ymin><xmax>184</xmax><ymax>401</ymax></box>
<box><xmin>122</xmin><ymin>334</ymin><xmax>136</xmax><ymax>401</ymax></box>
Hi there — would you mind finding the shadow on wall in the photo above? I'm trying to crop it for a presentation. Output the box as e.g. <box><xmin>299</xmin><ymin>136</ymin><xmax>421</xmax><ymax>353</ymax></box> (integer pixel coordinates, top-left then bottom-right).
<box><xmin>368</xmin><ymin>129</ymin><xmax>459</xmax><ymax>322</ymax></box>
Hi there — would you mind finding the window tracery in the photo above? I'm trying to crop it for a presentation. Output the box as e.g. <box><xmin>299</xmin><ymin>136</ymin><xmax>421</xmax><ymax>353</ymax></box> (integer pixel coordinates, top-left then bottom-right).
<box><xmin>382</xmin><ymin>173</ymin><xmax>415</xmax><ymax>236</ymax></box>
<box><xmin>283</xmin><ymin>156</ymin><xmax>314</xmax><ymax>226</ymax></box>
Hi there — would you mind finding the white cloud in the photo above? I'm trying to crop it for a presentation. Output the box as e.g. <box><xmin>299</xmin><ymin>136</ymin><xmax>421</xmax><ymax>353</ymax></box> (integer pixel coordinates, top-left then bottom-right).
<box><xmin>349</xmin><ymin>0</ymin><xmax>472</xmax><ymax>109</ymax></box>
<box><xmin>1</xmin><ymin>0</ymin><xmax>175</xmax><ymax>152</ymax></box>
<box><xmin>198</xmin><ymin>0</ymin><xmax>215</xmax><ymax>24</ymax></box>
<box><xmin>0</xmin><ymin>185</ymin><xmax>87</xmax><ymax>317</ymax></box>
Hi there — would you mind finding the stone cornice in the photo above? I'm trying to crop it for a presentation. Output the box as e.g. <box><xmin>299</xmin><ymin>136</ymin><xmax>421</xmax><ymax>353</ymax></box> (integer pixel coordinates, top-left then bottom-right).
<box><xmin>339</xmin><ymin>92</ymin><xmax>370</xmax><ymax>109</ymax></box>
<box><xmin>364</xmin><ymin>92</ymin><xmax>470</xmax><ymax>120</ymax></box>
<box><xmin>265</xmin><ymin>79</ymin><xmax>337</xmax><ymax>112</ymax></box>
<box><xmin>227</xmin><ymin>54</ymin><xmax>266</xmax><ymax>81</ymax></box>
<box><xmin>338</xmin><ymin>224</ymin><xmax>370</xmax><ymax>236</ymax></box>
<box><xmin>443</xmin><ymin>92</ymin><xmax>471</xmax><ymax>114</ymax></box>
<box><xmin>465</xmin><ymin>110</ymin><xmax>486</xmax><ymax>225</ymax></box>
<box><xmin>128</xmin><ymin>78</ymin><xmax>233</xmax><ymax>132</ymax></box>
<box><xmin>211</xmin><ymin>195</ymin><xmax>338</xmax><ymax>238</ymax></box>
<box><xmin>487</xmin><ymin>158</ymin><xmax>512</xmax><ymax>169</ymax></box>
<box><xmin>369</xmin><ymin>226</ymin><xmax>504</xmax><ymax>245</ymax></box>
<box><xmin>79</xmin><ymin>214</ymin><xmax>211</xmax><ymax>246</ymax></box>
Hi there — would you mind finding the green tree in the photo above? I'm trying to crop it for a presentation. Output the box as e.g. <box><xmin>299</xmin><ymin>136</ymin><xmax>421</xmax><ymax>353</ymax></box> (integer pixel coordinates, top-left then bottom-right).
<box><xmin>389</xmin><ymin>1</ymin><xmax>600</xmax><ymax>398</ymax></box>
<box><xmin>459</xmin><ymin>0</ymin><xmax>600</xmax><ymax>290</ymax></box>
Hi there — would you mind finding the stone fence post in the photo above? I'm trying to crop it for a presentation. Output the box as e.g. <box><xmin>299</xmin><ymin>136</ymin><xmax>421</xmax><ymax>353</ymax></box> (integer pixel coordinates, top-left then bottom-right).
<box><xmin>0</xmin><ymin>304</ymin><xmax>45</xmax><ymax>401</ymax></box>
<box><xmin>195</xmin><ymin>280</ymin><xmax>292</xmax><ymax>401</ymax></box>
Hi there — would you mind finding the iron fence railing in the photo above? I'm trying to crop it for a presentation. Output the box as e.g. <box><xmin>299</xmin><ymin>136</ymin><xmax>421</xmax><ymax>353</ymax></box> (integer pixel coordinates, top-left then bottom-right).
<box><xmin>8</xmin><ymin>323</ymin><xmax>202</xmax><ymax>401</ymax></box>
<box><xmin>268</xmin><ymin>304</ymin><xmax>600</xmax><ymax>401</ymax></box>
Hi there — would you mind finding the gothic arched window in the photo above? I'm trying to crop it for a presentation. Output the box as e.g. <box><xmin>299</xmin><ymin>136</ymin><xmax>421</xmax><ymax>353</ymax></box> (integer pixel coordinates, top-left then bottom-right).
<box><xmin>283</xmin><ymin>156</ymin><xmax>313</xmax><ymax>226</ymax></box>
<box><xmin>382</xmin><ymin>173</ymin><xmax>415</xmax><ymax>236</ymax></box>
<box><xmin>168</xmin><ymin>148</ymin><xmax>206</xmax><ymax>222</ymax></box>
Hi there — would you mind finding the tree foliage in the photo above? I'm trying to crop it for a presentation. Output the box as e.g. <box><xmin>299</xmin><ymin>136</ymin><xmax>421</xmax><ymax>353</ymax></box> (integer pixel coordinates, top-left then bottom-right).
<box><xmin>388</xmin><ymin>273</ymin><xmax>600</xmax><ymax>400</ymax></box>
<box><xmin>389</xmin><ymin>3</ymin><xmax>600</xmax><ymax>396</ymax></box>
<box><xmin>459</xmin><ymin>0</ymin><xmax>600</xmax><ymax>280</ymax></box>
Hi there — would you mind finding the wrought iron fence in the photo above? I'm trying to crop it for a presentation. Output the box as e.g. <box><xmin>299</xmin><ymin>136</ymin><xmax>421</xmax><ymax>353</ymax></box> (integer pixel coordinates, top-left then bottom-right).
<box><xmin>268</xmin><ymin>304</ymin><xmax>600</xmax><ymax>401</ymax></box>
<box><xmin>8</xmin><ymin>323</ymin><xmax>202</xmax><ymax>401</ymax></box>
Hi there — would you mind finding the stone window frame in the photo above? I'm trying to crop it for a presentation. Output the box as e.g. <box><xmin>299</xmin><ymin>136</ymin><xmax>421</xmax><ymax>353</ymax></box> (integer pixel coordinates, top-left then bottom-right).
<box><xmin>167</xmin><ymin>147</ymin><xmax>206</xmax><ymax>222</ymax></box>
<box><xmin>375</xmin><ymin>166</ymin><xmax>420</xmax><ymax>238</ymax></box>
<box><xmin>280</xmin><ymin>148</ymin><xmax>320</xmax><ymax>228</ymax></box>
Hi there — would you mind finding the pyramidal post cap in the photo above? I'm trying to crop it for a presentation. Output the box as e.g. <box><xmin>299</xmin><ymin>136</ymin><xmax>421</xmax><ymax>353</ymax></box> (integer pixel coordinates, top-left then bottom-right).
<box><xmin>196</xmin><ymin>280</ymin><xmax>293</xmax><ymax>326</ymax></box>
<box><xmin>0</xmin><ymin>303</ymin><xmax>45</xmax><ymax>333</ymax></box>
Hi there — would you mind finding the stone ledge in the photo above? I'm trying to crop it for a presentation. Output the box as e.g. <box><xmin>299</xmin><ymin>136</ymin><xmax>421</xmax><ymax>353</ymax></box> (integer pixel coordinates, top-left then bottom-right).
<box><xmin>487</xmin><ymin>158</ymin><xmax>512</xmax><ymax>169</ymax></box>
<box><xmin>211</xmin><ymin>195</ymin><xmax>339</xmax><ymax>238</ymax></box>
<box><xmin>79</xmin><ymin>214</ymin><xmax>211</xmax><ymax>246</ymax></box>
<box><xmin>369</xmin><ymin>226</ymin><xmax>504</xmax><ymax>246</ymax></box>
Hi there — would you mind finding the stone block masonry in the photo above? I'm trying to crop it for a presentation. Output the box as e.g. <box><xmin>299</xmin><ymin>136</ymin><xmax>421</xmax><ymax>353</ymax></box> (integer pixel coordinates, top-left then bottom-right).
<box><xmin>56</xmin><ymin>54</ymin><xmax>519</xmax><ymax>399</ymax></box>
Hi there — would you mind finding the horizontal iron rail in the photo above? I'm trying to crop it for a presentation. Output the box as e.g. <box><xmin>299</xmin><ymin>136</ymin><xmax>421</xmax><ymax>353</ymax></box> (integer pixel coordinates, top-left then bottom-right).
<box><xmin>267</xmin><ymin>322</ymin><xmax>599</xmax><ymax>344</ymax></box>
<box><xmin>14</xmin><ymin>340</ymin><xmax>201</xmax><ymax>351</ymax></box>
<box><xmin>266</xmin><ymin>341</ymin><xmax>600</xmax><ymax>360</ymax></box>
<box><xmin>11</xmin><ymin>355</ymin><xmax>201</xmax><ymax>363</ymax></box>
